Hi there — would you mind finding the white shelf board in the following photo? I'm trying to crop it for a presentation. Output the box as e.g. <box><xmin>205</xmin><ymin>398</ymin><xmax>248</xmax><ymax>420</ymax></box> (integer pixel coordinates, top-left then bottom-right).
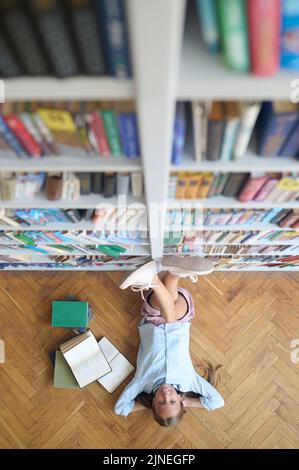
<box><xmin>171</xmin><ymin>150</ymin><xmax>299</xmax><ymax>172</ymax></box>
<box><xmin>168</xmin><ymin>196</ymin><xmax>299</xmax><ymax>209</ymax></box>
<box><xmin>0</xmin><ymin>194</ymin><xmax>145</xmax><ymax>209</ymax></box>
<box><xmin>4</xmin><ymin>77</ymin><xmax>134</xmax><ymax>100</ymax></box>
<box><xmin>0</xmin><ymin>155</ymin><xmax>142</xmax><ymax>172</ymax></box>
<box><xmin>178</xmin><ymin>7</ymin><xmax>299</xmax><ymax>100</ymax></box>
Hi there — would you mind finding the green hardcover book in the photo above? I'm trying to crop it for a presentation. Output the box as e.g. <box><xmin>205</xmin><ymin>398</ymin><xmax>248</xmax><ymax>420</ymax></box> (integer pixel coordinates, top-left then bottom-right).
<box><xmin>53</xmin><ymin>351</ymin><xmax>79</xmax><ymax>389</ymax></box>
<box><xmin>217</xmin><ymin>0</ymin><xmax>249</xmax><ymax>72</ymax></box>
<box><xmin>52</xmin><ymin>300</ymin><xmax>89</xmax><ymax>328</ymax></box>
<box><xmin>101</xmin><ymin>110</ymin><xmax>122</xmax><ymax>156</ymax></box>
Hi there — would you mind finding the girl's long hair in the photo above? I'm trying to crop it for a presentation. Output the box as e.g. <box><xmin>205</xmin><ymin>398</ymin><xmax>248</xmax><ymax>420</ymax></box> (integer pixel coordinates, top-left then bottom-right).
<box><xmin>136</xmin><ymin>360</ymin><xmax>223</xmax><ymax>427</ymax></box>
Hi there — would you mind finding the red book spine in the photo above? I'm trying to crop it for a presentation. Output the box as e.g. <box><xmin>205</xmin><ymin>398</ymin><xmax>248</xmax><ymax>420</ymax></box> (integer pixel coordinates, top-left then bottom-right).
<box><xmin>238</xmin><ymin>176</ymin><xmax>269</xmax><ymax>202</ymax></box>
<box><xmin>248</xmin><ymin>0</ymin><xmax>281</xmax><ymax>76</ymax></box>
<box><xmin>278</xmin><ymin>214</ymin><xmax>299</xmax><ymax>227</ymax></box>
<box><xmin>4</xmin><ymin>115</ymin><xmax>42</xmax><ymax>157</ymax></box>
<box><xmin>291</xmin><ymin>219</ymin><xmax>299</xmax><ymax>228</ymax></box>
<box><xmin>254</xmin><ymin>178</ymin><xmax>278</xmax><ymax>201</ymax></box>
<box><xmin>90</xmin><ymin>111</ymin><xmax>110</xmax><ymax>156</ymax></box>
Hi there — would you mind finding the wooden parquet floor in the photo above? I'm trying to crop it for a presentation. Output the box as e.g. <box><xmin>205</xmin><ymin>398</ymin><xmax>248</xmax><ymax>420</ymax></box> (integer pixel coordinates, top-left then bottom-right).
<box><xmin>0</xmin><ymin>271</ymin><xmax>299</xmax><ymax>449</ymax></box>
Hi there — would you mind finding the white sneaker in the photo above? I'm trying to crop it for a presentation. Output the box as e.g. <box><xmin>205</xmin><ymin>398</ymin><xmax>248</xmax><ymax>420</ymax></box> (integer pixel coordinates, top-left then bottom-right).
<box><xmin>119</xmin><ymin>260</ymin><xmax>158</xmax><ymax>298</ymax></box>
<box><xmin>161</xmin><ymin>256</ymin><xmax>214</xmax><ymax>282</ymax></box>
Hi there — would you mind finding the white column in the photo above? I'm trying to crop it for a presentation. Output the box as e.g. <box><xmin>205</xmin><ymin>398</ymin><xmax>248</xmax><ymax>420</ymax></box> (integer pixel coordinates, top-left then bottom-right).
<box><xmin>127</xmin><ymin>0</ymin><xmax>186</xmax><ymax>259</ymax></box>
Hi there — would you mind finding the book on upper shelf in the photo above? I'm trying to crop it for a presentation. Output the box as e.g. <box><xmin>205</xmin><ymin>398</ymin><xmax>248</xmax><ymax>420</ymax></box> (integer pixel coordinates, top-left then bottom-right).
<box><xmin>97</xmin><ymin>336</ymin><xmax>135</xmax><ymax>393</ymax></box>
<box><xmin>52</xmin><ymin>300</ymin><xmax>89</xmax><ymax>328</ymax></box>
<box><xmin>60</xmin><ymin>329</ymin><xmax>111</xmax><ymax>388</ymax></box>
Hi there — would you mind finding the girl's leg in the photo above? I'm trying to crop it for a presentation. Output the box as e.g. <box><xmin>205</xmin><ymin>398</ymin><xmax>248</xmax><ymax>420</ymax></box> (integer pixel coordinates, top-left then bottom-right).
<box><xmin>149</xmin><ymin>273</ymin><xmax>187</xmax><ymax>322</ymax></box>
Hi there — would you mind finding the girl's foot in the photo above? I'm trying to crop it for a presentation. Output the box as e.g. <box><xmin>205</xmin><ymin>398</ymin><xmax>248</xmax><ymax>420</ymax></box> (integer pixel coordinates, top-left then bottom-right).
<box><xmin>160</xmin><ymin>256</ymin><xmax>214</xmax><ymax>283</ymax></box>
<box><xmin>119</xmin><ymin>260</ymin><xmax>158</xmax><ymax>298</ymax></box>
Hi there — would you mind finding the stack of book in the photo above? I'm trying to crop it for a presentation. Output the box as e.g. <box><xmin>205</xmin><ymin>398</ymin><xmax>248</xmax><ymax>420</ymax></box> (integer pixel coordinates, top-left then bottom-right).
<box><xmin>0</xmin><ymin>0</ymin><xmax>131</xmax><ymax>78</ymax></box>
<box><xmin>0</xmin><ymin>102</ymin><xmax>140</xmax><ymax>159</ymax></box>
<box><xmin>172</xmin><ymin>100</ymin><xmax>299</xmax><ymax>164</ymax></box>
<box><xmin>51</xmin><ymin>330</ymin><xmax>135</xmax><ymax>391</ymax></box>
<box><xmin>169</xmin><ymin>172</ymin><xmax>299</xmax><ymax>203</ymax></box>
<box><xmin>194</xmin><ymin>0</ymin><xmax>298</xmax><ymax>76</ymax></box>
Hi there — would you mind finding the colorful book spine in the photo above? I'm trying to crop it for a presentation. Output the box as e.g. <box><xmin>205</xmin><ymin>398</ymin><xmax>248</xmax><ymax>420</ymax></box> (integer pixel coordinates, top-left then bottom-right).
<box><xmin>233</xmin><ymin>102</ymin><xmax>261</xmax><ymax>159</ymax></box>
<box><xmin>256</xmin><ymin>102</ymin><xmax>299</xmax><ymax>157</ymax></box>
<box><xmin>101</xmin><ymin>110</ymin><xmax>122</xmax><ymax>156</ymax></box>
<box><xmin>90</xmin><ymin>111</ymin><xmax>110</xmax><ymax>156</ymax></box>
<box><xmin>95</xmin><ymin>0</ymin><xmax>131</xmax><ymax>78</ymax></box>
<box><xmin>238</xmin><ymin>174</ymin><xmax>269</xmax><ymax>202</ymax></box>
<box><xmin>172</xmin><ymin>102</ymin><xmax>186</xmax><ymax>165</ymax></box>
<box><xmin>281</xmin><ymin>0</ymin><xmax>299</xmax><ymax>70</ymax></box>
<box><xmin>217</xmin><ymin>0</ymin><xmax>249</xmax><ymax>72</ymax></box>
<box><xmin>247</xmin><ymin>0</ymin><xmax>281</xmax><ymax>76</ymax></box>
<box><xmin>195</xmin><ymin>0</ymin><xmax>220</xmax><ymax>54</ymax></box>
<box><xmin>0</xmin><ymin>115</ymin><xmax>27</xmax><ymax>158</ymax></box>
<box><xmin>4</xmin><ymin>115</ymin><xmax>42</xmax><ymax>158</ymax></box>
<box><xmin>118</xmin><ymin>112</ymin><xmax>140</xmax><ymax>158</ymax></box>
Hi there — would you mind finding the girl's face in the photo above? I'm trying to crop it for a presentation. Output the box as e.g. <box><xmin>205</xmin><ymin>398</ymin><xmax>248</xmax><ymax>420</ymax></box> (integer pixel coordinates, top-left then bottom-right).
<box><xmin>152</xmin><ymin>384</ymin><xmax>182</xmax><ymax>419</ymax></box>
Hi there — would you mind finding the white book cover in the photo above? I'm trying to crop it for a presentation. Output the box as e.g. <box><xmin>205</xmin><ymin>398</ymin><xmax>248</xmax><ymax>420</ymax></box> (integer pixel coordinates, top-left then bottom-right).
<box><xmin>97</xmin><ymin>337</ymin><xmax>135</xmax><ymax>393</ymax></box>
<box><xmin>61</xmin><ymin>330</ymin><xmax>111</xmax><ymax>388</ymax></box>
<box><xmin>130</xmin><ymin>172</ymin><xmax>143</xmax><ymax>197</ymax></box>
<box><xmin>233</xmin><ymin>102</ymin><xmax>261</xmax><ymax>160</ymax></box>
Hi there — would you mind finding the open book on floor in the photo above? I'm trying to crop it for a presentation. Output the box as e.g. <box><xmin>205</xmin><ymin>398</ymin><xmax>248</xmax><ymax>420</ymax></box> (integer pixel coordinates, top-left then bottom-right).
<box><xmin>60</xmin><ymin>330</ymin><xmax>111</xmax><ymax>388</ymax></box>
<box><xmin>97</xmin><ymin>337</ymin><xmax>135</xmax><ymax>393</ymax></box>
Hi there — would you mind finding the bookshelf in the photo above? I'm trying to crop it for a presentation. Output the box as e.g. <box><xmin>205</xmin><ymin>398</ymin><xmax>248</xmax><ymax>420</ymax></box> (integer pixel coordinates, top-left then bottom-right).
<box><xmin>1</xmin><ymin>0</ymin><xmax>299</xmax><ymax>271</ymax></box>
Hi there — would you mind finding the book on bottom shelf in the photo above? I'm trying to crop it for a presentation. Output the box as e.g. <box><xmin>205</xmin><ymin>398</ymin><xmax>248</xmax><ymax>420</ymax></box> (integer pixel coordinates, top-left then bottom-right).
<box><xmin>60</xmin><ymin>329</ymin><xmax>111</xmax><ymax>388</ymax></box>
<box><xmin>97</xmin><ymin>337</ymin><xmax>135</xmax><ymax>393</ymax></box>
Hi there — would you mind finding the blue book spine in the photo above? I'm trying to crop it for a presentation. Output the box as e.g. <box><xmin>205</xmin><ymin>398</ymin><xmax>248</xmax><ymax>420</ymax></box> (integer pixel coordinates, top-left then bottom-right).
<box><xmin>118</xmin><ymin>112</ymin><xmax>140</xmax><ymax>157</ymax></box>
<box><xmin>0</xmin><ymin>116</ymin><xmax>27</xmax><ymax>158</ymax></box>
<box><xmin>255</xmin><ymin>102</ymin><xmax>299</xmax><ymax>156</ymax></box>
<box><xmin>281</xmin><ymin>0</ymin><xmax>299</xmax><ymax>70</ymax></box>
<box><xmin>195</xmin><ymin>0</ymin><xmax>220</xmax><ymax>54</ymax></box>
<box><xmin>172</xmin><ymin>102</ymin><xmax>186</xmax><ymax>165</ymax></box>
<box><xmin>261</xmin><ymin>208</ymin><xmax>281</xmax><ymax>223</ymax></box>
<box><xmin>95</xmin><ymin>0</ymin><xmax>131</xmax><ymax>78</ymax></box>
<box><xmin>279</xmin><ymin>121</ymin><xmax>299</xmax><ymax>157</ymax></box>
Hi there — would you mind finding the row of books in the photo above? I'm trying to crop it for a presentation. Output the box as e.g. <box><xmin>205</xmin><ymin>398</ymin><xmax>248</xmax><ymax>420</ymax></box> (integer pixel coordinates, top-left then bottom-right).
<box><xmin>0</xmin><ymin>0</ymin><xmax>131</xmax><ymax>78</ymax></box>
<box><xmin>173</xmin><ymin>100</ymin><xmax>299</xmax><ymax>165</ymax></box>
<box><xmin>203</xmin><ymin>230</ymin><xmax>299</xmax><ymax>244</ymax></box>
<box><xmin>166</xmin><ymin>207</ymin><xmax>299</xmax><ymax>228</ymax></box>
<box><xmin>0</xmin><ymin>171</ymin><xmax>143</xmax><ymax>201</ymax></box>
<box><xmin>195</xmin><ymin>0</ymin><xmax>299</xmax><ymax>75</ymax></box>
<box><xmin>0</xmin><ymin>243</ymin><xmax>133</xmax><ymax>257</ymax></box>
<box><xmin>211</xmin><ymin>256</ymin><xmax>299</xmax><ymax>270</ymax></box>
<box><xmin>0</xmin><ymin>229</ymin><xmax>147</xmax><ymax>247</ymax></box>
<box><xmin>0</xmin><ymin>254</ymin><xmax>148</xmax><ymax>269</ymax></box>
<box><xmin>202</xmin><ymin>208</ymin><xmax>299</xmax><ymax>227</ymax></box>
<box><xmin>170</xmin><ymin>172</ymin><xmax>299</xmax><ymax>203</ymax></box>
<box><xmin>164</xmin><ymin>228</ymin><xmax>299</xmax><ymax>252</ymax></box>
<box><xmin>0</xmin><ymin>102</ymin><xmax>140</xmax><ymax>159</ymax></box>
<box><xmin>0</xmin><ymin>208</ymin><xmax>98</xmax><ymax>227</ymax></box>
<box><xmin>202</xmin><ymin>244</ymin><xmax>298</xmax><ymax>255</ymax></box>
